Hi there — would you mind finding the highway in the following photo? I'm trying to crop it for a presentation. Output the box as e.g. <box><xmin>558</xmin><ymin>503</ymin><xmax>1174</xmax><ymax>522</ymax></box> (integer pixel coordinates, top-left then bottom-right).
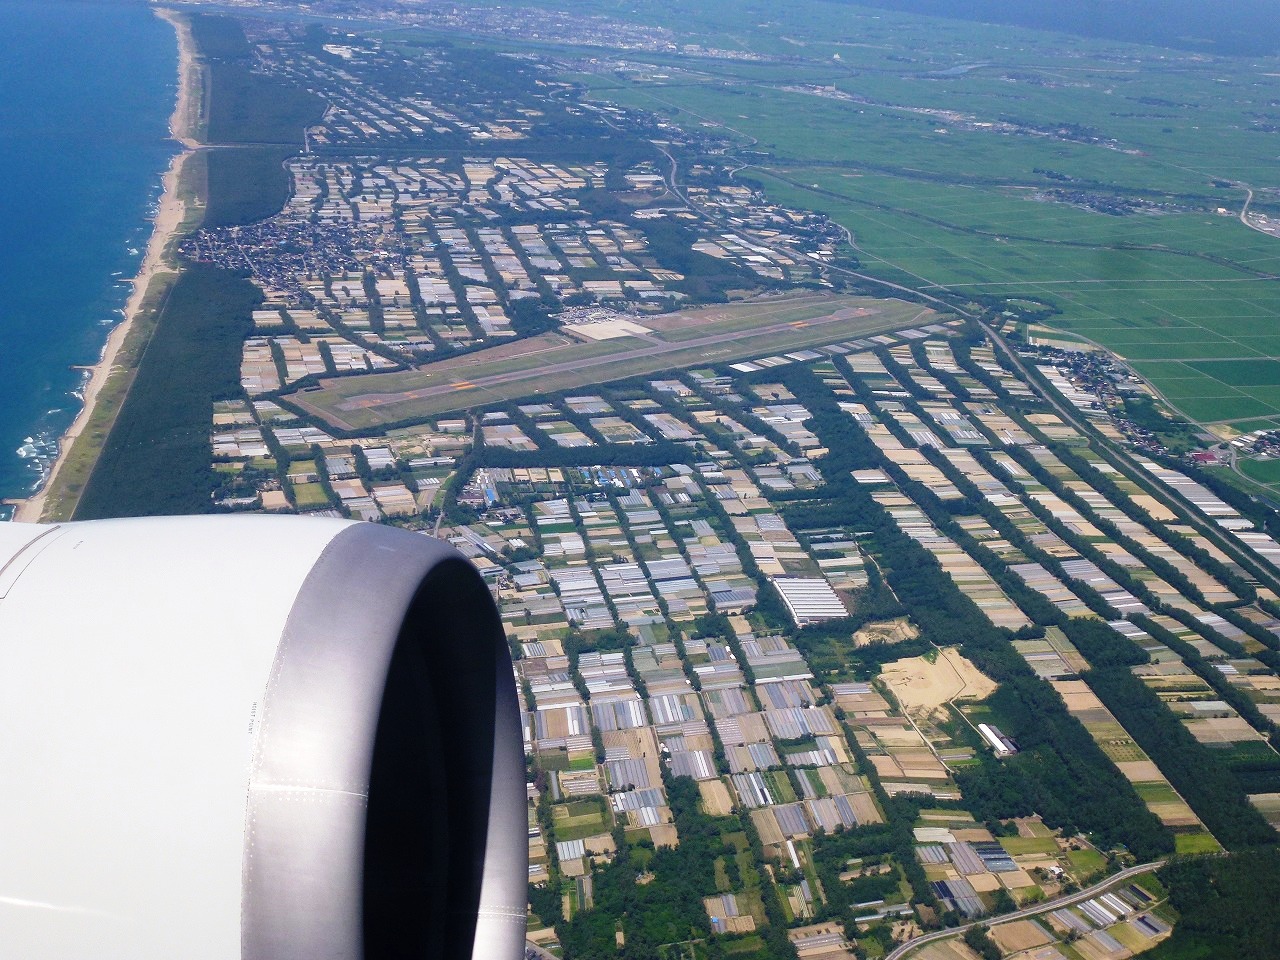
<box><xmin>883</xmin><ymin>860</ymin><xmax>1165</xmax><ymax>960</ymax></box>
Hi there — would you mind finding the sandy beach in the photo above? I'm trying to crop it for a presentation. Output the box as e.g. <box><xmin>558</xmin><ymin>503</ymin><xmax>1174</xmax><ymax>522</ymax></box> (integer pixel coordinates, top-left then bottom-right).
<box><xmin>13</xmin><ymin>8</ymin><xmax>200</xmax><ymax>523</ymax></box>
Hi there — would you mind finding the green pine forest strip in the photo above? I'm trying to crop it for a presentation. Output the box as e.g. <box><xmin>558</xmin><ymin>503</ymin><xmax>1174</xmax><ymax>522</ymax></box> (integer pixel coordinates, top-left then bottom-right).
<box><xmin>74</xmin><ymin>16</ymin><xmax>324</xmax><ymax>518</ymax></box>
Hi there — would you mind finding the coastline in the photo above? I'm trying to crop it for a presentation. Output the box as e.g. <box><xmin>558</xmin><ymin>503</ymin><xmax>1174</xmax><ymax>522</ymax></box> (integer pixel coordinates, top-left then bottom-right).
<box><xmin>13</xmin><ymin>8</ymin><xmax>201</xmax><ymax>523</ymax></box>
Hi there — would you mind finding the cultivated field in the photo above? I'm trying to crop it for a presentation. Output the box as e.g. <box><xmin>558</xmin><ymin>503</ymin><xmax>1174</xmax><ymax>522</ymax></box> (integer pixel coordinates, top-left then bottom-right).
<box><xmin>579</xmin><ymin>35</ymin><xmax>1280</xmax><ymax>431</ymax></box>
<box><xmin>754</xmin><ymin>168</ymin><xmax>1280</xmax><ymax>425</ymax></box>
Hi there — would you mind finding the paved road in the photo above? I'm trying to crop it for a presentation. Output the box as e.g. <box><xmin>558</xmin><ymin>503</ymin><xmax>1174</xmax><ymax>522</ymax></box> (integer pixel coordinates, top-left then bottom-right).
<box><xmin>883</xmin><ymin>860</ymin><xmax>1165</xmax><ymax>960</ymax></box>
<box><xmin>1238</xmin><ymin>185</ymin><xmax>1280</xmax><ymax>239</ymax></box>
<box><xmin>519</xmin><ymin>861</ymin><xmax>1162</xmax><ymax>960</ymax></box>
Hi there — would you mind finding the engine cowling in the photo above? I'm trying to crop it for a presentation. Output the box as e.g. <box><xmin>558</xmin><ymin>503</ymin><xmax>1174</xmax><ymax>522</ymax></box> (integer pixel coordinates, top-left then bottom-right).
<box><xmin>0</xmin><ymin>516</ymin><xmax>526</xmax><ymax>960</ymax></box>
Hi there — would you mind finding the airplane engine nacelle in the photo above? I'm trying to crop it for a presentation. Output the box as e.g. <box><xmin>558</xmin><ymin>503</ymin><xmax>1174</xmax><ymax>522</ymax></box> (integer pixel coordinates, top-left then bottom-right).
<box><xmin>0</xmin><ymin>516</ymin><xmax>527</xmax><ymax>960</ymax></box>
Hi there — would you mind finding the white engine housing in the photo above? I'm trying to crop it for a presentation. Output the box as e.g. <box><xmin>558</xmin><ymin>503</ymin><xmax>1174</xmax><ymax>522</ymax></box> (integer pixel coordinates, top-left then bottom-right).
<box><xmin>0</xmin><ymin>516</ymin><xmax>527</xmax><ymax>960</ymax></box>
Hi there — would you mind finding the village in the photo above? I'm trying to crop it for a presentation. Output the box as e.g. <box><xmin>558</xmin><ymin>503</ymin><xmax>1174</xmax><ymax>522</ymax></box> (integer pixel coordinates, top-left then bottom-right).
<box><xmin>204</xmin><ymin>297</ymin><xmax>1280</xmax><ymax>958</ymax></box>
<box><xmin>171</xmin><ymin>16</ymin><xmax>1280</xmax><ymax>960</ymax></box>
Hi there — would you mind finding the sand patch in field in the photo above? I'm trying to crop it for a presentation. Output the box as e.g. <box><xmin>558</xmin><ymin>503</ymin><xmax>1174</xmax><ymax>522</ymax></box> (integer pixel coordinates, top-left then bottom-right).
<box><xmin>880</xmin><ymin>647</ymin><xmax>996</xmax><ymax>716</ymax></box>
<box><xmin>1116</xmin><ymin>760</ymin><xmax>1162</xmax><ymax>782</ymax></box>
<box><xmin>968</xmin><ymin>872</ymin><xmax>1003</xmax><ymax>894</ymax></box>
<box><xmin>698</xmin><ymin>779</ymin><xmax>734</xmax><ymax>816</ymax></box>
<box><xmin>750</xmin><ymin>808</ymin><xmax>784</xmax><ymax>847</ymax></box>
<box><xmin>853</xmin><ymin>617</ymin><xmax>920</xmax><ymax>648</ymax></box>
<box><xmin>991</xmin><ymin>920</ymin><xmax>1052</xmax><ymax>953</ymax></box>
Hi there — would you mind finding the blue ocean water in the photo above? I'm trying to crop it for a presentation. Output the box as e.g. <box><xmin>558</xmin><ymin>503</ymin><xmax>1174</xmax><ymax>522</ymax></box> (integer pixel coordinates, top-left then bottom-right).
<box><xmin>0</xmin><ymin>0</ymin><xmax>177</xmax><ymax>518</ymax></box>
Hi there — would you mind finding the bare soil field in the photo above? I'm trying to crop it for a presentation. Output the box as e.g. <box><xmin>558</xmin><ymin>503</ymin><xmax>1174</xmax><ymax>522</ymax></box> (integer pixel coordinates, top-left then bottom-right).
<box><xmin>880</xmin><ymin>648</ymin><xmax>997</xmax><ymax>717</ymax></box>
<box><xmin>1149</xmin><ymin>802</ymin><xmax>1201</xmax><ymax>827</ymax></box>
<box><xmin>698</xmin><ymin>779</ymin><xmax>735</xmax><ymax>816</ymax></box>
<box><xmin>852</xmin><ymin>617</ymin><xmax>920</xmax><ymax>648</ymax></box>
<box><xmin>750</xmin><ymin>808</ymin><xmax>785</xmax><ymax>847</ymax></box>
<box><xmin>1115</xmin><ymin>760</ymin><xmax>1163</xmax><ymax>782</ymax></box>
<box><xmin>917</xmin><ymin>940</ymin><xmax>981</xmax><ymax>960</ymax></box>
<box><xmin>991</xmin><ymin>920</ymin><xmax>1053</xmax><ymax>954</ymax></box>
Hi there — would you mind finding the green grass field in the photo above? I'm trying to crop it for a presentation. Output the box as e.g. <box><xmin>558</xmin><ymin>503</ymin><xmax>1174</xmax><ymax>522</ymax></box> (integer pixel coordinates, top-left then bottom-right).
<box><xmin>764</xmin><ymin>770</ymin><xmax>797</xmax><ymax>804</ymax></box>
<box><xmin>291</xmin><ymin>482</ymin><xmax>329</xmax><ymax>508</ymax></box>
<box><xmin>1066</xmin><ymin>848</ymin><xmax>1107</xmax><ymax>876</ymax></box>
<box><xmin>567</xmin><ymin>21</ymin><xmax>1280</xmax><ymax>431</ymax></box>
<box><xmin>1174</xmin><ymin>831</ymin><xmax>1224</xmax><ymax>855</ymax></box>
<box><xmin>1000</xmin><ymin>836</ymin><xmax>1060</xmax><ymax>856</ymax></box>
<box><xmin>552</xmin><ymin>800</ymin><xmax>610</xmax><ymax>841</ymax></box>
<box><xmin>1135</xmin><ymin>782</ymin><xmax>1183</xmax><ymax>805</ymax></box>
<box><xmin>1237</xmin><ymin>458</ymin><xmax>1280</xmax><ymax>486</ymax></box>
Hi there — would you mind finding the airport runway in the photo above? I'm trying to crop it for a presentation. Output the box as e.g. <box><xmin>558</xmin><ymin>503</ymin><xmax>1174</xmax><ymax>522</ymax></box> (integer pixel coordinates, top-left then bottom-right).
<box><xmin>337</xmin><ymin>305</ymin><xmax>879</xmax><ymax>412</ymax></box>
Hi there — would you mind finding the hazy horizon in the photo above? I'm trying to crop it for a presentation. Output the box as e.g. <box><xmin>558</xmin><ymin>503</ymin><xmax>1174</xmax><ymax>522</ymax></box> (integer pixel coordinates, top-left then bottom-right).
<box><xmin>854</xmin><ymin>0</ymin><xmax>1280</xmax><ymax>57</ymax></box>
